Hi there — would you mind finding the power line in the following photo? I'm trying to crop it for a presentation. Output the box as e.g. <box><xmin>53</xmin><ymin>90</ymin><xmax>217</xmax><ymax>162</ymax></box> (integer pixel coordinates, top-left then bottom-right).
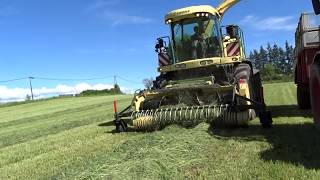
<box><xmin>0</xmin><ymin>77</ymin><xmax>28</xmax><ymax>83</ymax></box>
<box><xmin>117</xmin><ymin>76</ymin><xmax>141</xmax><ymax>84</ymax></box>
<box><xmin>0</xmin><ymin>75</ymin><xmax>142</xmax><ymax>85</ymax></box>
<box><xmin>33</xmin><ymin>76</ymin><xmax>114</xmax><ymax>81</ymax></box>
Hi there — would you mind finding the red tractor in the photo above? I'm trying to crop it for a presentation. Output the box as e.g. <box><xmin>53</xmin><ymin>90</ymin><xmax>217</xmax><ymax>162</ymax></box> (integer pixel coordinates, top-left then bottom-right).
<box><xmin>294</xmin><ymin>0</ymin><xmax>320</xmax><ymax>127</ymax></box>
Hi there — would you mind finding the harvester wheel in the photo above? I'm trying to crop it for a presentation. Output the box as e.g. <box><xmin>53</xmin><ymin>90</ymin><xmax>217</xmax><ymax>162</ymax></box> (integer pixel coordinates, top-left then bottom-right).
<box><xmin>310</xmin><ymin>62</ymin><xmax>320</xmax><ymax>129</ymax></box>
<box><xmin>234</xmin><ymin>63</ymin><xmax>256</xmax><ymax>120</ymax></box>
<box><xmin>234</xmin><ymin>63</ymin><xmax>252</xmax><ymax>81</ymax></box>
<box><xmin>115</xmin><ymin>120</ymin><xmax>128</xmax><ymax>133</ymax></box>
<box><xmin>297</xmin><ymin>84</ymin><xmax>311</xmax><ymax>109</ymax></box>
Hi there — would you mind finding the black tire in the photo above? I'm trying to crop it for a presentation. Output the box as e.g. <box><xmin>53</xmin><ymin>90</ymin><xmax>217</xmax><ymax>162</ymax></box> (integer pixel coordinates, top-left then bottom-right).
<box><xmin>234</xmin><ymin>63</ymin><xmax>273</xmax><ymax>128</ymax></box>
<box><xmin>310</xmin><ymin>62</ymin><xmax>320</xmax><ymax>129</ymax></box>
<box><xmin>233</xmin><ymin>63</ymin><xmax>256</xmax><ymax>120</ymax></box>
<box><xmin>297</xmin><ymin>84</ymin><xmax>311</xmax><ymax>109</ymax></box>
<box><xmin>234</xmin><ymin>63</ymin><xmax>253</xmax><ymax>102</ymax></box>
<box><xmin>234</xmin><ymin>63</ymin><xmax>252</xmax><ymax>82</ymax></box>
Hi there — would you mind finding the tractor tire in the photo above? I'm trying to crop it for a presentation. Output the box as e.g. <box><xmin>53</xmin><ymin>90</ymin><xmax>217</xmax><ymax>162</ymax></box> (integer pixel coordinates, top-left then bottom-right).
<box><xmin>310</xmin><ymin>62</ymin><xmax>320</xmax><ymax>129</ymax></box>
<box><xmin>297</xmin><ymin>84</ymin><xmax>311</xmax><ymax>109</ymax></box>
<box><xmin>234</xmin><ymin>63</ymin><xmax>256</xmax><ymax>121</ymax></box>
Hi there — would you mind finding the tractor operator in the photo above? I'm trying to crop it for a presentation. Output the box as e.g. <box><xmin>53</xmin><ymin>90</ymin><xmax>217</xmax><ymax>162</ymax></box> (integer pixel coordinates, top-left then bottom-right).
<box><xmin>191</xmin><ymin>26</ymin><xmax>208</xmax><ymax>59</ymax></box>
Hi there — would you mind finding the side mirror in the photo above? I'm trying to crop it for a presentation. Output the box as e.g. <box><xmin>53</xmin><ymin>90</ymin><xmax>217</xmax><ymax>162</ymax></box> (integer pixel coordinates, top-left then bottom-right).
<box><xmin>312</xmin><ymin>0</ymin><xmax>320</xmax><ymax>15</ymax></box>
<box><xmin>155</xmin><ymin>43</ymin><xmax>160</xmax><ymax>52</ymax></box>
<box><xmin>155</xmin><ymin>38</ymin><xmax>166</xmax><ymax>53</ymax></box>
<box><xmin>158</xmin><ymin>39</ymin><xmax>164</xmax><ymax>48</ymax></box>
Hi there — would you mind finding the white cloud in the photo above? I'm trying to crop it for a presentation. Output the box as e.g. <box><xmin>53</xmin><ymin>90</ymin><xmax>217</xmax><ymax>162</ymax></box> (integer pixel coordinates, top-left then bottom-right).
<box><xmin>86</xmin><ymin>0</ymin><xmax>153</xmax><ymax>26</ymax></box>
<box><xmin>240</xmin><ymin>15</ymin><xmax>297</xmax><ymax>31</ymax></box>
<box><xmin>0</xmin><ymin>83</ymin><xmax>133</xmax><ymax>103</ymax></box>
<box><xmin>86</xmin><ymin>0</ymin><xmax>120</xmax><ymax>12</ymax></box>
<box><xmin>102</xmin><ymin>11</ymin><xmax>153</xmax><ymax>26</ymax></box>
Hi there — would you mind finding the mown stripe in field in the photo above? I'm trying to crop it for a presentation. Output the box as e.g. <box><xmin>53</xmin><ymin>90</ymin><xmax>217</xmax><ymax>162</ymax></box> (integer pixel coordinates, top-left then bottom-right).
<box><xmin>0</xmin><ymin>99</ymin><xmax>128</xmax><ymax>135</ymax></box>
<box><xmin>0</xmin><ymin>95</ymin><xmax>131</xmax><ymax>123</ymax></box>
<box><xmin>0</xmin><ymin>101</ymin><xmax>130</xmax><ymax>148</ymax></box>
<box><xmin>0</xmin><ymin>98</ymin><xmax>130</xmax><ymax>129</ymax></box>
<box><xmin>0</xmin><ymin>127</ymin><xmax>141</xmax><ymax>180</ymax></box>
<box><xmin>264</xmin><ymin>82</ymin><xmax>297</xmax><ymax>106</ymax></box>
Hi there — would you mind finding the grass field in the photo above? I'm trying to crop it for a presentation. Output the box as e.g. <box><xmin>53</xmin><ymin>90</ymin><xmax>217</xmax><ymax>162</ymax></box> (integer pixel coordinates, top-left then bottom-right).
<box><xmin>0</xmin><ymin>82</ymin><xmax>319</xmax><ymax>179</ymax></box>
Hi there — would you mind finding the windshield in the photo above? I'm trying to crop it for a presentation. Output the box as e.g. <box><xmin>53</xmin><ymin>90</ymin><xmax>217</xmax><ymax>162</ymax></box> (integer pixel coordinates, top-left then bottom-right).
<box><xmin>171</xmin><ymin>15</ymin><xmax>222</xmax><ymax>62</ymax></box>
<box><xmin>304</xmin><ymin>13</ymin><xmax>320</xmax><ymax>29</ymax></box>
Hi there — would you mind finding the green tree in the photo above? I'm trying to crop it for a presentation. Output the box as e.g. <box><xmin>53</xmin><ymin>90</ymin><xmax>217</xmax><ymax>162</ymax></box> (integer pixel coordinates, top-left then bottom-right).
<box><xmin>278</xmin><ymin>46</ymin><xmax>286</xmax><ymax>74</ymax></box>
<box><xmin>285</xmin><ymin>41</ymin><xmax>294</xmax><ymax>74</ymax></box>
<box><xmin>143</xmin><ymin>78</ymin><xmax>154</xmax><ymax>90</ymax></box>
<box><xmin>262</xmin><ymin>63</ymin><xmax>278</xmax><ymax>81</ymax></box>
<box><xmin>25</xmin><ymin>95</ymin><xmax>31</xmax><ymax>101</ymax></box>
<box><xmin>271</xmin><ymin>44</ymin><xmax>280</xmax><ymax>68</ymax></box>
<box><xmin>249</xmin><ymin>41</ymin><xmax>294</xmax><ymax>82</ymax></box>
<box><xmin>248</xmin><ymin>49</ymin><xmax>259</xmax><ymax>68</ymax></box>
<box><xmin>112</xmin><ymin>84</ymin><xmax>122</xmax><ymax>94</ymax></box>
<box><xmin>266</xmin><ymin>43</ymin><xmax>273</xmax><ymax>64</ymax></box>
<box><xmin>258</xmin><ymin>46</ymin><xmax>268</xmax><ymax>69</ymax></box>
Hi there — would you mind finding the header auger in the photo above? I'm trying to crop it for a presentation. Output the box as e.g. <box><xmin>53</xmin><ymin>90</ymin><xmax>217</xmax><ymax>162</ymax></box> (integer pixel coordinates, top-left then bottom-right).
<box><xmin>111</xmin><ymin>0</ymin><xmax>272</xmax><ymax>132</ymax></box>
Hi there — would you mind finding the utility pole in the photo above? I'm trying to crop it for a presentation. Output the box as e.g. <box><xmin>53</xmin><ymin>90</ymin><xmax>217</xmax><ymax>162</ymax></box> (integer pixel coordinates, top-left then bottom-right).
<box><xmin>28</xmin><ymin>77</ymin><xmax>34</xmax><ymax>100</ymax></box>
<box><xmin>113</xmin><ymin>75</ymin><xmax>118</xmax><ymax>94</ymax></box>
<box><xmin>114</xmin><ymin>75</ymin><xmax>117</xmax><ymax>86</ymax></box>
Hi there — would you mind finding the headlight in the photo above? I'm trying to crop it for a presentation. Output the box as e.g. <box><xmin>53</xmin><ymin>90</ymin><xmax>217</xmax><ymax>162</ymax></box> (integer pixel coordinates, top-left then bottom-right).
<box><xmin>165</xmin><ymin>19</ymin><xmax>172</xmax><ymax>24</ymax></box>
<box><xmin>195</xmin><ymin>12</ymin><xmax>211</xmax><ymax>17</ymax></box>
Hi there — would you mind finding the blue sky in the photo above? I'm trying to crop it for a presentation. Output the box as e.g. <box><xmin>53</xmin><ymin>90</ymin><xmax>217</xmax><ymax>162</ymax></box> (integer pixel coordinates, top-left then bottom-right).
<box><xmin>0</xmin><ymin>0</ymin><xmax>314</xmax><ymax>101</ymax></box>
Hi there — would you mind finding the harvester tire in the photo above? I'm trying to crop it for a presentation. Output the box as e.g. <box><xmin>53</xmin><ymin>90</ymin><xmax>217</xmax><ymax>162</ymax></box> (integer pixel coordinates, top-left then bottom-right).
<box><xmin>310</xmin><ymin>62</ymin><xmax>320</xmax><ymax>129</ymax></box>
<box><xmin>297</xmin><ymin>84</ymin><xmax>311</xmax><ymax>110</ymax></box>
<box><xmin>234</xmin><ymin>63</ymin><xmax>251</xmax><ymax>81</ymax></box>
<box><xmin>234</xmin><ymin>63</ymin><xmax>256</xmax><ymax>121</ymax></box>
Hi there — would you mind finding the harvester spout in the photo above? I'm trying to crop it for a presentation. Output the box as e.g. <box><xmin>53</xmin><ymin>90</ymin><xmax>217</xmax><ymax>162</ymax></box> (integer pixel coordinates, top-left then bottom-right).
<box><xmin>217</xmin><ymin>0</ymin><xmax>240</xmax><ymax>18</ymax></box>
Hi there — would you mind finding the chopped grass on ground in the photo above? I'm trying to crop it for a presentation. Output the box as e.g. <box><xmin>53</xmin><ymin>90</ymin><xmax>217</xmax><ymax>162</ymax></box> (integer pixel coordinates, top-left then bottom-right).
<box><xmin>0</xmin><ymin>82</ymin><xmax>319</xmax><ymax>179</ymax></box>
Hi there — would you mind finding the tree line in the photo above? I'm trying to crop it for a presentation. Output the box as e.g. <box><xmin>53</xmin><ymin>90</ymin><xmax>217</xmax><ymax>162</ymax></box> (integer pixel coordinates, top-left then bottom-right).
<box><xmin>248</xmin><ymin>41</ymin><xmax>294</xmax><ymax>81</ymax></box>
<box><xmin>80</xmin><ymin>84</ymin><xmax>123</xmax><ymax>96</ymax></box>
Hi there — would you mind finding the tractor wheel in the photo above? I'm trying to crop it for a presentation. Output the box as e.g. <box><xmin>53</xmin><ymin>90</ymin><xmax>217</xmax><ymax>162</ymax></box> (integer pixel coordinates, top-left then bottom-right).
<box><xmin>115</xmin><ymin>120</ymin><xmax>128</xmax><ymax>133</ymax></box>
<box><xmin>310</xmin><ymin>62</ymin><xmax>320</xmax><ymax>129</ymax></box>
<box><xmin>234</xmin><ymin>63</ymin><xmax>256</xmax><ymax>121</ymax></box>
<box><xmin>297</xmin><ymin>84</ymin><xmax>311</xmax><ymax>109</ymax></box>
